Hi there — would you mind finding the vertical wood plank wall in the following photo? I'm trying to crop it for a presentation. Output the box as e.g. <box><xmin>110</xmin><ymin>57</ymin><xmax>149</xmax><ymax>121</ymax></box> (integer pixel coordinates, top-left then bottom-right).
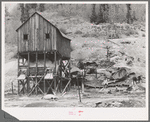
<box><xmin>17</xmin><ymin>13</ymin><xmax>70</xmax><ymax>58</ymax></box>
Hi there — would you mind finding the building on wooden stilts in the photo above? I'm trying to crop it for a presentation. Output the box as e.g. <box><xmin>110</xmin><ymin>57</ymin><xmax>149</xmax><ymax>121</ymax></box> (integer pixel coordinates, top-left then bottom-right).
<box><xmin>16</xmin><ymin>12</ymin><xmax>71</xmax><ymax>95</ymax></box>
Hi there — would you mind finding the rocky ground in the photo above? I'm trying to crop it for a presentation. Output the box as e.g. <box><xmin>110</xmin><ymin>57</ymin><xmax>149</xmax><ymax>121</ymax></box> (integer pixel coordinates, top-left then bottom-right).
<box><xmin>4</xmin><ymin>87</ymin><xmax>145</xmax><ymax>107</ymax></box>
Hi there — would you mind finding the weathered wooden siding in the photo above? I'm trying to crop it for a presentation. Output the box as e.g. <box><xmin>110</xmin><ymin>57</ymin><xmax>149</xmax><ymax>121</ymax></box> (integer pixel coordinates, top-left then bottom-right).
<box><xmin>17</xmin><ymin>12</ymin><xmax>70</xmax><ymax>58</ymax></box>
<box><xmin>56</xmin><ymin>30</ymin><xmax>71</xmax><ymax>58</ymax></box>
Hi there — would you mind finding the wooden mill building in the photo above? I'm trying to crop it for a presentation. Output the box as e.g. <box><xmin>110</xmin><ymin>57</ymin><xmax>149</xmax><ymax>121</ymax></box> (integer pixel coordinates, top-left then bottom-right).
<box><xmin>16</xmin><ymin>12</ymin><xmax>71</xmax><ymax>95</ymax></box>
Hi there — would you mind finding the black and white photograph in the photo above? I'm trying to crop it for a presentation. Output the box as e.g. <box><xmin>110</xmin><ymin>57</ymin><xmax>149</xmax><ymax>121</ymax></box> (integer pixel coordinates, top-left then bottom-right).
<box><xmin>2</xmin><ymin>1</ymin><xmax>148</xmax><ymax>121</ymax></box>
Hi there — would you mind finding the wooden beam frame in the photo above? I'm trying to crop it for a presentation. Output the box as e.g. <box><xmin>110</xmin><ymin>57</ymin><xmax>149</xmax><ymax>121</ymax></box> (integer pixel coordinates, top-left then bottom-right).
<box><xmin>44</xmin><ymin>51</ymin><xmax>46</xmax><ymax>93</ymax></box>
<box><xmin>27</xmin><ymin>52</ymin><xmax>30</xmax><ymax>93</ymax></box>
<box><xmin>28</xmin><ymin>75</ymin><xmax>45</xmax><ymax>96</ymax></box>
<box><xmin>54</xmin><ymin>50</ymin><xmax>57</xmax><ymax>92</ymax></box>
<box><xmin>35</xmin><ymin>49</ymin><xmax>38</xmax><ymax>94</ymax></box>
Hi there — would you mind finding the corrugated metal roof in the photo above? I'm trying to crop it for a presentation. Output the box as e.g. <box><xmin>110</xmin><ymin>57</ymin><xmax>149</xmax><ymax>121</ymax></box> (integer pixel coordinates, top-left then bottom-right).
<box><xmin>16</xmin><ymin>12</ymin><xmax>71</xmax><ymax>41</ymax></box>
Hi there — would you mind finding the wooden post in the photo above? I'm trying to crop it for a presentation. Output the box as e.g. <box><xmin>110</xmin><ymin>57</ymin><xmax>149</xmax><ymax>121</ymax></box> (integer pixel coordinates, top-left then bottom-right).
<box><xmin>68</xmin><ymin>59</ymin><xmax>71</xmax><ymax>90</ymax></box>
<box><xmin>77</xmin><ymin>74</ymin><xmax>81</xmax><ymax>102</ymax></box>
<box><xmin>18</xmin><ymin>53</ymin><xmax>20</xmax><ymax>95</ymax></box>
<box><xmin>60</xmin><ymin>59</ymin><xmax>62</xmax><ymax>92</ymax></box>
<box><xmin>44</xmin><ymin>51</ymin><xmax>46</xmax><ymax>93</ymax></box>
<box><xmin>36</xmin><ymin>49</ymin><xmax>38</xmax><ymax>95</ymax></box>
<box><xmin>54</xmin><ymin>51</ymin><xmax>57</xmax><ymax>91</ymax></box>
<box><xmin>27</xmin><ymin>52</ymin><xmax>30</xmax><ymax>93</ymax></box>
<box><xmin>81</xmin><ymin>71</ymin><xmax>84</xmax><ymax>93</ymax></box>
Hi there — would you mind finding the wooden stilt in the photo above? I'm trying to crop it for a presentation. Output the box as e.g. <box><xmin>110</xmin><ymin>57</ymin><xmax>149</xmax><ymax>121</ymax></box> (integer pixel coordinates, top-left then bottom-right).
<box><xmin>77</xmin><ymin>75</ymin><xmax>81</xmax><ymax>102</ymax></box>
<box><xmin>18</xmin><ymin>53</ymin><xmax>20</xmax><ymax>95</ymax></box>
<box><xmin>27</xmin><ymin>52</ymin><xmax>30</xmax><ymax>93</ymax></box>
<box><xmin>60</xmin><ymin>59</ymin><xmax>62</xmax><ymax>92</ymax></box>
<box><xmin>82</xmin><ymin>72</ymin><xmax>84</xmax><ymax>93</ymax></box>
<box><xmin>68</xmin><ymin>59</ymin><xmax>71</xmax><ymax>90</ymax></box>
<box><xmin>61</xmin><ymin>78</ymin><xmax>71</xmax><ymax>95</ymax></box>
<box><xmin>54</xmin><ymin>51</ymin><xmax>57</xmax><ymax>91</ymax></box>
<box><xmin>44</xmin><ymin>51</ymin><xmax>46</xmax><ymax>93</ymax></box>
<box><xmin>36</xmin><ymin>49</ymin><xmax>38</xmax><ymax>95</ymax></box>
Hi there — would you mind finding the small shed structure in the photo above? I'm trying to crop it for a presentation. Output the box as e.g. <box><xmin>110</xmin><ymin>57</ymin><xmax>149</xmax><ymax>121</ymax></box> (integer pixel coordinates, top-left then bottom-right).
<box><xmin>16</xmin><ymin>12</ymin><xmax>71</xmax><ymax>95</ymax></box>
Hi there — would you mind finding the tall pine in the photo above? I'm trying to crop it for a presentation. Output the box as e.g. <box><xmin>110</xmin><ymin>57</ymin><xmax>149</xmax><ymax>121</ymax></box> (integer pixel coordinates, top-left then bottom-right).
<box><xmin>90</xmin><ymin>4</ymin><xmax>97</xmax><ymax>23</ymax></box>
<box><xmin>31</xmin><ymin>3</ymin><xmax>37</xmax><ymax>11</ymax></box>
<box><xmin>97</xmin><ymin>5</ymin><xmax>104</xmax><ymax>24</ymax></box>
<box><xmin>20</xmin><ymin>4</ymin><xmax>25</xmax><ymax>23</ymax></box>
<box><xmin>126</xmin><ymin>4</ymin><xmax>132</xmax><ymax>24</ymax></box>
<box><xmin>103</xmin><ymin>4</ymin><xmax>109</xmax><ymax>23</ymax></box>
<box><xmin>39</xmin><ymin>4</ymin><xmax>45</xmax><ymax>12</ymax></box>
<box><xmin>24</xmin><ymin>4</ymin><xmax>30</xmax><ymax>22</ymax></box>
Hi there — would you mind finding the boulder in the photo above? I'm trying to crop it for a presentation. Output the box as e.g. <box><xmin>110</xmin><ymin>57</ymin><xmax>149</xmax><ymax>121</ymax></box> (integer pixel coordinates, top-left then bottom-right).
<box><xmin>41</xmin><ymin>94</ymin><xmax>58</xmax><ymax>100</ymax></box>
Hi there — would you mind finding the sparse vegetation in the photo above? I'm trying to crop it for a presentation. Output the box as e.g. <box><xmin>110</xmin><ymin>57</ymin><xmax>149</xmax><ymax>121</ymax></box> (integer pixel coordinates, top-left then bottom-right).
<box><xmin>82</xmin><ymin>33</ymin><xmax>90</xmax><ymax>38</ymax></box>
<box><xmin>74</xmin><ymin>30</ymin><xmax>82</xmax><ymax>34</ymax></box>
<box><xmin>124</xmin><ymin>28</ymin><xmax>135</xmax><ymax>36</ymax></box>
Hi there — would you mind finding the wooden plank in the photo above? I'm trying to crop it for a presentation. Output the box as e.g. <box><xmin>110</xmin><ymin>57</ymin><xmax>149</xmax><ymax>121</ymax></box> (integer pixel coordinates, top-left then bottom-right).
<box><xmin>49</xmin><ymin>24</ymin><xmax>52</xmax><ymax>51</ymax></box>
<box><xmin>54</xmin><ymin>51</ymin><xmax>57</xmax><ymax>91</ymax></box>
<box><xmin>27</xmin><ymin>52</ymin><xmax>30</xmax><ymax>93</ymax></box>
<box><xmin>29</xmin><ymin>17</ymin><xmax>32</xmax><ymax>51</ymax></box>
<box><xmin>17</xmin><ymin>74</ymin><xmax>26</xmax><ymax>80</ymax></box>
<box><xmin>36</xmin><ymin>14</ymin><xmax>39</xmax><ymax>51</ymax></box>
<box><xmin>18</xmin><ymin>53</ymin><xmax>20</xmax><ymax>77</ymax></box>
<box><xmin>47</xmin><ymin>23</ymin><xmax>50</xmax><ymax>51</ymax></box>
<box><xmin>36</xmin><ymin>49</ymin><xmax>38</xmax><ymax>94</ymax></box>
<box><xmin>32</xmin><ymin>14</ymin><xmax>35</xmax><ymax>51</ymax></box>
<box><xmin>17</xmin><ymin>30</ymin><xmax>20</xmax><ymax>52</ymax></box>
<box><xmin>44</xmin><ymin>19</ymin><xmax>47</xmax><ymax>51</ymax></box>
<box><xmin>46</xmin><ymin>22</ymin><xmax>49</xmax><ymax>51</ymax></box>
<box><xmin>56</xmin><ymin>30</ymin><xmax>60</xmax><ymax>52</ymax></box>
<box><xmin>39</xmin><ymin>16</ymin><xmax>44</xmax><ymax>51</ymax></box>
<box><xmin>44</xmin><ymin>73</ymin><xmax>53</xmax><ymax>79</ymax></box>
<box><xmin>77</xmin><ymin>76</ymin><xmax>81</xmax><ymax>102</ymax></box>
<box><xmin>18</xmin><ymin>80</ymin><xmax>20</xmax><ymax>95</ymax></box>
<box><xmin>51</xmin><ymin>26</ymin><xmax>53</xmax><ymax>50</ymax></box>
<box><xmin>24</xmin><ymin>22</ymin><xmax>27</xmax><ymax>52</ymax></box>
<box><xmin>53</xmin><ymin>27</ymin><xmax>55</xmax><ymax>50</ymax></box>
<box><xmin>19</xmin><ymin>28</ymin><xmax>22</xmax><ymax>52</ymax></box>
<box><xmin>21</xmin><ymin>26</ymin><xmax>24</xmax><ymax>52</ymax></box>
<box><xmin>26</xmin><ymin>21</ymin><xmax>29</xmax><ymax>51</ymax></box>
<box><xmin>54</xmin><ymin>28</ymin><xmax>56</xmax><ymax>50</ymax></box>
<box><xmin>33</xmin><ymin>14</ymin><xmax>36</xmax><ymax>51</ymax></box>
<box><xmin>60</xmin><ymin>59</ymin><xmax>62</xmax><ymax>92</ymax></box>
<box><xmin>35</xmin><ymin>14</ymin><xmax>38</xmax><ymax>51</ymax></box>
<box><xmin>44</xmin><ymin>51</ymin><xmax>46</xmax><ymax>93</ymax></box>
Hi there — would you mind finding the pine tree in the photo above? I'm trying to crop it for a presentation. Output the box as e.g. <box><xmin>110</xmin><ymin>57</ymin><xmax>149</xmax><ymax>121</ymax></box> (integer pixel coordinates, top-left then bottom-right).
<box><xmin>115</xmin><ymin>4</ymin><xmax>119</xmax><ymax>22</ymax></box>
<box><xmin>103</xmin><ymin>4</ymin><xmax>109</xmax><ymax>23</ymax></box>
<box><xmin>24</xmin><ymin>4</ymin><xmax>30</xmax><ymax>22</ymax></box>
<box><xmin>90</xmin><ymin>4</ymin><xmax>97</xmax><ymax>23</ymax></box>
<box><xmin>126</xmin><ymin>4</ymin><xmax>132</xmax><ymax>24</ymax></box>
<box><xmin>39</xmin><ymin>4</ymin><xmax>45</xmax><ymax>12</ymax></box>
<box><xmin>5</xmin><ymin>6</ymin><xmax>10</xmax><ymax>17</ymax></box>
<box><xmin>20</xmin><ymin>4</ymin><xmax>25</xmax><ymax>23</ymax></box>
<box><xmin>97</xmin><ymin>4</ymin><xmax>104</xmax><ymax>24</ymax></box>
<box><xmin>132</xmin><ymin>11</ymin><xmax>137</xmax><ymax>22</ymax></box>
<box><xmin>31</xmin><ymin>3</ymin><xmax>37</xmax><ymax>11</ymax></box>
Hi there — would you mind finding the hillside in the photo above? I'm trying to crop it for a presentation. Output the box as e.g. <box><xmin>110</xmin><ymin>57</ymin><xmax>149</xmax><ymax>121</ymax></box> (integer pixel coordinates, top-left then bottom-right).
<box><xmin>4</xmin><ymin>4</ymin><xmax>146</xmax><ymax>92</ymax></box>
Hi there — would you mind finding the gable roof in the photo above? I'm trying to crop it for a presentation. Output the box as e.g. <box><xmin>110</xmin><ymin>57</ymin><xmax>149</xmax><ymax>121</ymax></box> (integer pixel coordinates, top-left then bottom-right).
<box><xmin>16</xmin><ymin>12</ymin><xmax>71</xmax><ymax>41</ymax></box>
